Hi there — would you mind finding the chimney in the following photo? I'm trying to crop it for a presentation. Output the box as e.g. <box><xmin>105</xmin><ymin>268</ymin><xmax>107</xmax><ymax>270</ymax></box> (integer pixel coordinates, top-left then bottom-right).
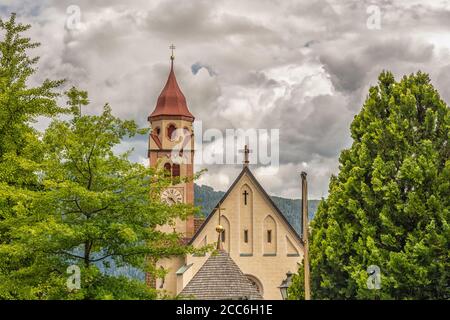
<box><xmin>301</xmin><ymin>171</ymin><xmax>311</xmax><ymax>300</ymax></box>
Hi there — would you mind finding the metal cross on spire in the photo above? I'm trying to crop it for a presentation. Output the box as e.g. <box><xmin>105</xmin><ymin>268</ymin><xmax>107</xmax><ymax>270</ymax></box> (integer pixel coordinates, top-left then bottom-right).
<box><xmin>169</xmin><ymin>44</ymin><xmax>176</xmax><ymax>61</ymax></box>
<box><xmin>239</xmin><ymin>145</ymin><xmax>252</xmax><ymax>167</ymax></box>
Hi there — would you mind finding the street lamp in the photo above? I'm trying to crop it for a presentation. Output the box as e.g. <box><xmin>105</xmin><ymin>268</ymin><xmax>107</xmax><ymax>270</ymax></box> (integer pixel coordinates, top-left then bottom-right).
<box><xmin>278</xmin><ymin>271</ymin><xmax>293</xmax><ymax>300</ymax></box>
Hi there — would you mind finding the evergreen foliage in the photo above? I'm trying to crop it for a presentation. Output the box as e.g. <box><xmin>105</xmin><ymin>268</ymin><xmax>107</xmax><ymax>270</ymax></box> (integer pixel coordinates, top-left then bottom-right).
<box><xmin>290</xmin><ymin>71</ymin><xmax>450</xmax><ymax>300</ymax></box>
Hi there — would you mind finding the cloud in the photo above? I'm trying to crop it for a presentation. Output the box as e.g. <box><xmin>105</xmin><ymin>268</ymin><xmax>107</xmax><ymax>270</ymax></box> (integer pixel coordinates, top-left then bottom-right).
<box><xmin>191</xmin><ymin>62</ymin><xmax>217</xmax><ymax>76</ymax></box>
<box><xmin>10</xmin><ymin>0</ymin><xmax>450</xmax><ymax>198</ymax></box>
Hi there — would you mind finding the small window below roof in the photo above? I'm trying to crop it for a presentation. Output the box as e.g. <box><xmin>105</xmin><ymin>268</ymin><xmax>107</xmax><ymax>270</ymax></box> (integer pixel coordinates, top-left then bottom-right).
<box><xmin>267</xmin><ymin>230</ymin><xmax>272</xmax><ymax>243</ymax></box>
<box><xmin>167</xmin><ymin>124</ymin><xmax>177</xmax><ymax>140</ymax></box>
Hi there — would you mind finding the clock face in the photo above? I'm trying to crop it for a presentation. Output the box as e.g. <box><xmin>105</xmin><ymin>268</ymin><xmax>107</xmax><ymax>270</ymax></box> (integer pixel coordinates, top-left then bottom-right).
<box><xmin>161</xmin><ymin>188</ymin><xmax>183</xmax><ymax>205</ymax></box>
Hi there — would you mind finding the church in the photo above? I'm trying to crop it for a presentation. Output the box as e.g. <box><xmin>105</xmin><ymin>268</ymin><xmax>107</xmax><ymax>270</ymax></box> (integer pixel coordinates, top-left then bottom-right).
<box><xmin>146</xmin><ymin>52</ymin><xmax>304</xmax><ymax>300</ymax></box>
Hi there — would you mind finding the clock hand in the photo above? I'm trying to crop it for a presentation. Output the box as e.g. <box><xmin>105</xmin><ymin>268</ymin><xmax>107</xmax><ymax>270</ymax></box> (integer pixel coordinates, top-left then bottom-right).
<box><xmin>168</xmin><ymin>196</ymin><xmax>175</xmax><ymax>204</ymax></box>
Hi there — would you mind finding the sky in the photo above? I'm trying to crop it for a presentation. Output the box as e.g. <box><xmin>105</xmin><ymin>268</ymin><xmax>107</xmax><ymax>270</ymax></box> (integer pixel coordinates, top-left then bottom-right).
<box><xmin>2</xmin><ymin>0</ymin><xmax>450</xmax><ymax>199</ymax></box>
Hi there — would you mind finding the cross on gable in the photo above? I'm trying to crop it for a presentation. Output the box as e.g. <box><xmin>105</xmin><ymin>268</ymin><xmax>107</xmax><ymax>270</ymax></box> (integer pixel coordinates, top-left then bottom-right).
<box><xmin>215</xmin><ymin>203</ymin><xmax>226</xmax><ymax>225</ymax></box>
<box><xmin>239</xmin><ymin>145</ymin><xmax>252</xmax><ymax>167</ymax></box>
<box><xmin>243</xmin><ymin>190</ymin><xmax>249</xmax><ymax>205</ymax></box>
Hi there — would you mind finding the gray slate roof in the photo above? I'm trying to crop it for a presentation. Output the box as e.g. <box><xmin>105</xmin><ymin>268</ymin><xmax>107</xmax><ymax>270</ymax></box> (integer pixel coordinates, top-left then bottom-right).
<box><xmin>179</xmin><ymin>250</ymin><xmax>263</xmax><ymax>300</ymax></box>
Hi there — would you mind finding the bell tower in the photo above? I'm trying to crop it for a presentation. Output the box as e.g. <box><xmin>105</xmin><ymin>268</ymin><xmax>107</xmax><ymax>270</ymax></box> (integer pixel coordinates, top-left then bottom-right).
<box><xmin>148</xmin><ymin>47</ymin><xmax>195</xmax><ymax>237</ymax></box>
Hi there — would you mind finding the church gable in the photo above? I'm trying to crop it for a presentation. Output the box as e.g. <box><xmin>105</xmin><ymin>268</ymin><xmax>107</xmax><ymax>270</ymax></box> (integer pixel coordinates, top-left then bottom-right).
<box><xmin>189</xmin><ymin>166</ymin><xmax>303</xmax><ymax>254</ymax></box>
<box><xmin>184</xmin><ymin>166</ymin><xmax>304</xmax><ymax>299</ymax></box>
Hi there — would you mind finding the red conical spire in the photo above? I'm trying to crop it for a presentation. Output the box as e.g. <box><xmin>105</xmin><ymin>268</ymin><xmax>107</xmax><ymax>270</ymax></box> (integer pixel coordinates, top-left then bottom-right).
<box><xmin>149</xmin><ymin>50</ymin><xmax>194</xmax><ymax>121</ymax></box>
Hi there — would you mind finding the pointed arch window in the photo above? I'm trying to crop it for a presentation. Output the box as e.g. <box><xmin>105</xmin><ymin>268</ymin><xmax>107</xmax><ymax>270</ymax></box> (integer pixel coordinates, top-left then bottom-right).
<box><xmin>172</xmin><ymin>164</ymin><xmax>180</xmax><ymax>177</ymax></box>
<box><xmin>263</xmin><ymin>215</ymin><xmax>277</xmax><ymax>255</ymax></box>
<box><xmin>167</xmin><ymin>124</ymin><xmax>177</xmax><ymax>140</ymax></box>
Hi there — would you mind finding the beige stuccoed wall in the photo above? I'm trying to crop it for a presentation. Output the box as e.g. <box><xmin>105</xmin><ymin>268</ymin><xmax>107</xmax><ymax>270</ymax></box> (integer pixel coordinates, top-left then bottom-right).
<box><xmin>177</xmin><ymin>171</ymin><xmax>304</xmax><ymax>300</ymax></box>
<box><xmin>156</xmin><ymin>256</ymin><xmax>184</xmax><ymax>295</ymax></box>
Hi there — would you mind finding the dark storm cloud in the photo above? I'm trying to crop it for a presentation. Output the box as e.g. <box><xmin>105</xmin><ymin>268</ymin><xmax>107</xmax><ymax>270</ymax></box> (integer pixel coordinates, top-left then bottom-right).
<box><xmin>319</xmin><ymin>37</ymin><xmax>435</xmax><ymax>94</ymax></box>
<box><xmin>261</xmin><ymin>91</ymin><xmax>353</xmax><ymax>165</ymax></box>
<box><xmin>12</xmin><ymin>0</ymin><xmax>450</xmax><ymax>198</ymax></box>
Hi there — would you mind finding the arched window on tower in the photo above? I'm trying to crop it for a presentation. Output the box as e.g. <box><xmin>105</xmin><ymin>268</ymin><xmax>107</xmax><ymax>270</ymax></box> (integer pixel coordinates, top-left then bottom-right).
<box><xmin>164</xmin><ymin>163</ymin><xmax>171</xmax><ymax>177</ymax></box>
<box><xmin>263</xmin><ymin>215</ymin><xmax>277</xmax><ymax>255</ymax></box>
<box><xmin>167</xmin><ymin>124</ymin><xmax>177</xmax><ymax>141</ymax></box>
<box><xmin>220</xmin><ymin>216</ymin><xmax>231</xmax><ymax>252</ymax></box>
<box><xmin>172</xmin><ymin>163</ymin><xmax>180</xmax><ymax>177</ymax></box>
